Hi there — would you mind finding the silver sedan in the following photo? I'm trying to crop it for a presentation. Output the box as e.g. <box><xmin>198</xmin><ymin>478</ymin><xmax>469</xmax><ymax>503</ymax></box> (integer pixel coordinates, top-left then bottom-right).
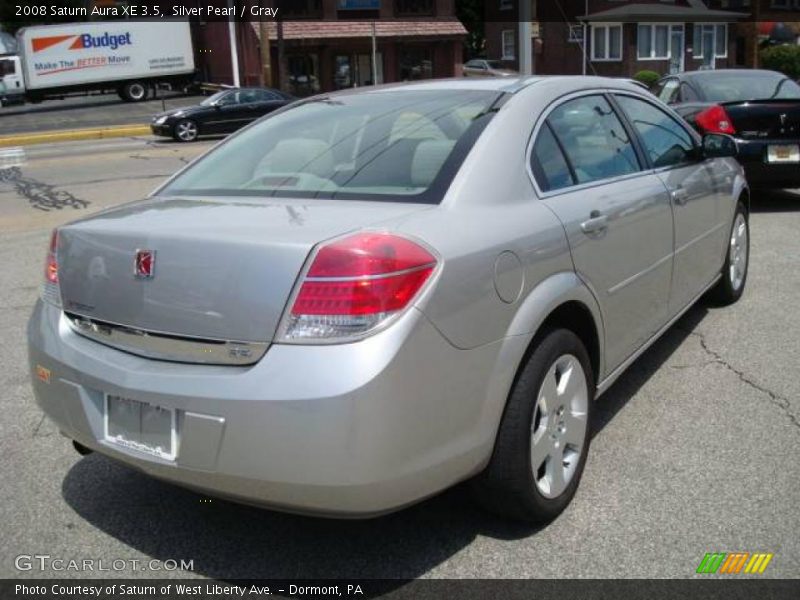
<box><xmin>28</xmin><ymin>77</ymin><xmax>749</xmax><ymax>523</ymax></box>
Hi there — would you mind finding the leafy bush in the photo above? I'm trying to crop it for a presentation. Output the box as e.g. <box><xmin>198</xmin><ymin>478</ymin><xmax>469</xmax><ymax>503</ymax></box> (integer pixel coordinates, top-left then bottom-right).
<box><xmin>761</xmin><ymin>45</ymin><xmax>800</xmax><ymax>80</ymax></box>
<box><xmin>633</xmin><ymin>70</ymin><xmax>661</xmax><ymax>89</ymax></box>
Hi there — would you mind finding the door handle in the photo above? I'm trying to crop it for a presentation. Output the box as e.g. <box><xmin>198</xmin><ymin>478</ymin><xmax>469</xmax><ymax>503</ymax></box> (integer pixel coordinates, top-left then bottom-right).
<box><xmin>580</xmin><ymin>211</ymin><xmax>608</xmax><ymax>234</ymax></box>
<box><xmin>670</xmin><ymin>187</ymin><xmax>690</xmax><ymax>205</ymax></box>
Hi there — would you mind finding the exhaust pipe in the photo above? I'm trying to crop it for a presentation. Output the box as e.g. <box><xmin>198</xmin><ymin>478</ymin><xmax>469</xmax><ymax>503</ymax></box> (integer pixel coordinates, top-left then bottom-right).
<box><xmin>72</xmin><ymin>440</ymin><xmax>93</xmax><ymax>456</ymax></box>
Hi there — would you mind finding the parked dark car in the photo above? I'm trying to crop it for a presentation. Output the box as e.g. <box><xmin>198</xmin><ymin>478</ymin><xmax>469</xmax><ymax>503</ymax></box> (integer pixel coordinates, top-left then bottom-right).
<box><xmin>151</xmin><ymin>87</ymin><xmax>294</xmax><ymax>142</ymax></box>
<box><xmin>654</xmin><ymin>69</ymin><xmax>800</xmax><ymax>189</ymax></box>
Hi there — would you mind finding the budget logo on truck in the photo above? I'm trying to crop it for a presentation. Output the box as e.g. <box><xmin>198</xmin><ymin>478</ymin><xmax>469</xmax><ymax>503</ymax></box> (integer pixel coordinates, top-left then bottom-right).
<box><xmin>31</xmin><ymin>31</ymin><xmax>132</xmax><ymax>53</ymax></box>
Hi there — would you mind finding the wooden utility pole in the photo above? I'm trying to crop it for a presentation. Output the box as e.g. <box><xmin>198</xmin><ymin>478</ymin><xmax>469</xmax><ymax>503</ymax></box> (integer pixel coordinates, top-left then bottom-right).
<box><xmin>277</xmin><ymin>19</ymin><xmax>288</xmax><ymax>94</ymax></box>
<box><xmin>259</xmin><ymin>0</ymin><xmax>272</xmax><ymax>87</ymax></box>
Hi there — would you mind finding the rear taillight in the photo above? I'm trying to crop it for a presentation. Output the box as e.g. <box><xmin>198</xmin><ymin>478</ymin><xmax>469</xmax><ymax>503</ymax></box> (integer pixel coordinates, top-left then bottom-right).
<box><xmin>695</xmin><ymin>105</ymin><xmax>736</xmax><ymax>135</ymax></box>
<box><xmin>42</xmin><ymin>229</ymin><xmax>61</xmax><ymax>307</ymax></box>
<box><xmin>280</xmin><ymin>232</ymin><xmax>438</xmax><ymax>342</ymax></box>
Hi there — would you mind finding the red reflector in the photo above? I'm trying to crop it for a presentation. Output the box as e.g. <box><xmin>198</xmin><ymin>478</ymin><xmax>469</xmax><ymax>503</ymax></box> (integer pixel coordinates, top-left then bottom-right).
<box><xmin>45</xmin><ymin>229</ymin><xmax>58</xmax><ymax>284</ymax></box>
<box><xmin>292</xmin><ymin>233</ymin><xmax>437</xmax><ymax>317</ymax></box>
<box><xmin>695</xmin><ymin>105</ymin><xmax>736</xmax><ymax>135</ymax></box>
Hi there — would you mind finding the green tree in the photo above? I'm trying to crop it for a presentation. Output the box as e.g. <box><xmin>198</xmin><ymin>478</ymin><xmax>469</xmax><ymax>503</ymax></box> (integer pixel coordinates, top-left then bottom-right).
<box><xmin>456</xmin><ymin>0</ymin><xmax>485</xmax><ymax>59</ymax></box>
<box><xmin>761</xmin><ymin>45</ymin><xmax>800</xmax><ymax>80</ymax></box>
<box><xmin>633</xmin><ymin>70</ymin><xmax>661</xmax><ymax>89</ymax></box>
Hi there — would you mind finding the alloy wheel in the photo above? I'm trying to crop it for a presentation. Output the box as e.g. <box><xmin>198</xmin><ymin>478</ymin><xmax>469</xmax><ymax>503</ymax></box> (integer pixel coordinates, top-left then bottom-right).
<box><xmin>530</xmin><ymin>353</ymin><xmax>589</xmax><ymax>499</ymax></box>
<box><xmin>176</xmin><ymin>121</ymin><xmax>198</xmax><ymax>142</ymax></box>
<box><xmin>729</xmin><ymin>213</ymin><xmax>748</xmax><ymax>292</ymax></box>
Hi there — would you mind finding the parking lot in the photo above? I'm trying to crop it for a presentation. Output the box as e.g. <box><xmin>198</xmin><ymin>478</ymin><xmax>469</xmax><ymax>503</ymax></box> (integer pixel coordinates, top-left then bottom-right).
<box><xmin>0</xmin><ymin>136</ymin><xmax>798</xmax><ymax>580</ymax></box>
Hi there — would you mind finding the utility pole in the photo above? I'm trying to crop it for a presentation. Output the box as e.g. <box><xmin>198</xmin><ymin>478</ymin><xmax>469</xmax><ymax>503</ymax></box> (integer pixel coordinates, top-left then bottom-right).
<box><xmin>227</xmin><ymin>0</ymin><xmax>240</xmax><ymax>87</ymax></box>
<box><xmin>371</xmin><ymin>21</ymin><xmax>378</xmax><ymax>85</ymax></box>
<box><xmin>582</xmin><ymin>0</ymin><xmax>588</xmax><ymax>75</ymax></box>
<box><xmin>259</xmin><ymin>0</ymin><xmax>272</xmax><ymax>86</ymax></box>
<box><xmin>518</xmin><ymin>0</ymin><xmax>532</xmax><ymax>75</ymax></box>
<box><xmin>277</xmin><ymin>19</ymin><xmax>288</xmax><ymax>94</ymax></box>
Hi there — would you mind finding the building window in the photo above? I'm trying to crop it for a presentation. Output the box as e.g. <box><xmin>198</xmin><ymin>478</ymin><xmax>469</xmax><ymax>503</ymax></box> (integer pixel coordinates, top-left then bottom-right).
<box><xmin>502</xmin><ymin>30</ymin><xmax>515</xmax><ymax>60</ymax></box>
<box><xmin>637</xmin><ymin>24</ymin><xmax>671</xmax><ymax>59</ymax></box>
<box><xmin>395</xmin><ymin>0</ymin><xmax>434</xmax><ymax>16</ymax></box>
<box><xmin>278</xmin><ymin>0</ymin><xmax>322</xmax><ymax>18</ymax></box>
<box><xmin>770</xmin><ymin>0</ymin><xmax>800</xmax><ymax>8</ymax></box>
<box><xmin>591</xmin><ymin>24</ymin><xmax>622</xmax><ymax>61</ymax></box>
<box><xmin>568</xmin><ymin>24</ymin><xmax>585</xmax><ymax>44</ymax></box>
<box><xmin>693</xmin><ymin>24</ymin><xmax>727</xmax><ymax>60</ymax></box>
<box><xmin>399</xmin><ymin>46</ymin><xmax>433</xmax><ymax>81</ymax></box>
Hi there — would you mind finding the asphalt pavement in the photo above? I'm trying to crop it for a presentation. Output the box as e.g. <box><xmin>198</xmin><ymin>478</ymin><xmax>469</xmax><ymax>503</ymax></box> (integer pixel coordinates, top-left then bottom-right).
<box><xmin>0</xmin><ymin>137</ymin><xmax>798</xmax><ymax>580</ymax></box>
<box><xmin>0</xmin><ymin>93</ymin><xmax>207</xmax><ymax>135</ymax></box>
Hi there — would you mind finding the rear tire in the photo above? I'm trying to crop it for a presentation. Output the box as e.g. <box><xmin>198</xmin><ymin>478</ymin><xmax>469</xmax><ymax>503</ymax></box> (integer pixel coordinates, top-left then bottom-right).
<box><xmin>708</xmin><ymin>202</ymin><xmax>749</xmax><ymax>305</ymax></box>
<box><xmin>119</xmin><ymin>81</ymin><xmax>148</xmax><ymax>102</ymax></box>
<box><xmin>472</xmin><ymin>328</ymin><xmax>594</xmax><ymax>523</ymax></box>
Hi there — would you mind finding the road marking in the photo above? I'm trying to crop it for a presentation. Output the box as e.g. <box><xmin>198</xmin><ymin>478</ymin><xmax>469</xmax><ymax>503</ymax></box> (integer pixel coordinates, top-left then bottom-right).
<box><xmin>0</xmin><ymin>147</ymin><xmax>26</xmax><ymax>170</ymax></box>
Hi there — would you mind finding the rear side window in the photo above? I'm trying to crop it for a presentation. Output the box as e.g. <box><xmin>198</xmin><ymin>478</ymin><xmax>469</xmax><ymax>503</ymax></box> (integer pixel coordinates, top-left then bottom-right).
<box><xmin>615</xmin><ymin>95</ymin><xmax>695</xmax><ymax>169</ymax></box>
<box><xmin>531</xmin><ymin>124</ymin><xmax>573</xmax><ymax>192</ymax></box>
<box><xmin>545</xmin><ymin>95</ymin><xmax>640</xmax><ymax>186</ymax></box>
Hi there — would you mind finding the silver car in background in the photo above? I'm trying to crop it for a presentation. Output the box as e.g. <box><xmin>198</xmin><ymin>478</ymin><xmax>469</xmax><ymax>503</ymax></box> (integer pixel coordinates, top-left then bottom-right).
<box><xmin>28</xmin><ymin>77</ymin><xmax>749</xmax><ymax>523</ymax></box>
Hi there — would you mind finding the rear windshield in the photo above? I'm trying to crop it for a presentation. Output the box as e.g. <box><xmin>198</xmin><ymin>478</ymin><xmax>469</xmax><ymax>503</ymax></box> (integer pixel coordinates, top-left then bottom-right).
<box><xmin>693</xmin><ymin>72</ymin><xmax>800</xmax><ymax>102</ymax></box>
<box><xmin>160</xmin><ymin>89</ymin><xmax>500</xmax><ymax>203</ymax></box>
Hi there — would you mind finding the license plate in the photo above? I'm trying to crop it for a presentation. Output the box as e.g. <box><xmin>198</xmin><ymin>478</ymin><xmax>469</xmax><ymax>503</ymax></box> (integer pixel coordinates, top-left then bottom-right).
<box><xmin>767</xmin><ymin>144</ymin><xmax>800</xmax><ymax>163</ymax></box>
<box><xmin>104</xmin><ymin>395</ymin><xmax>176</xmax><ymax>460</ymax></box>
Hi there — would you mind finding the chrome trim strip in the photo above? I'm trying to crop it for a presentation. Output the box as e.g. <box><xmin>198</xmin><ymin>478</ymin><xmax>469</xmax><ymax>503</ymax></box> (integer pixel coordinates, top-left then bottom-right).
<box><xmin>64</xmin><ymin>313</ymin><xmax>268</xmax><ymax>366</ymax></box>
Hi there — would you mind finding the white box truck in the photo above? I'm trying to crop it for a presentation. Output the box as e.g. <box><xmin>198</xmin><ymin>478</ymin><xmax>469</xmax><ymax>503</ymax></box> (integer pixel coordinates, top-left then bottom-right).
<box><xmin>8</xmin><ymin>20</ymin><xmax>196</xmax><ymax>103</ymax></box>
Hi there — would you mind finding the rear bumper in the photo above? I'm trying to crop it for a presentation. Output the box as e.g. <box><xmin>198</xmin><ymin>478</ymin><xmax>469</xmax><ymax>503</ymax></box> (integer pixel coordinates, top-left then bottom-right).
<box><xmin>27</xmin><ymin>300</ymin><xmax>512</xmax><ymax>517</ymax></box>
<box><xmin>736</xmin><ymin>138</ymin><xmax>800</xmax><ymax>189</ymax></box>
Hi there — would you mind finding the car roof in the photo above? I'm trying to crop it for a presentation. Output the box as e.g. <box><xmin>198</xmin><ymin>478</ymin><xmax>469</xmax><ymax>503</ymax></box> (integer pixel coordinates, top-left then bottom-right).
<box><xmin>336</xmin><ymin>76</ymin><xmax>650</xmax><ymax>96</ymax></box>
<box><xmin>672</xmin><ymin>69</ymin><xmax>783</xmax><ymax>81</ymax></box>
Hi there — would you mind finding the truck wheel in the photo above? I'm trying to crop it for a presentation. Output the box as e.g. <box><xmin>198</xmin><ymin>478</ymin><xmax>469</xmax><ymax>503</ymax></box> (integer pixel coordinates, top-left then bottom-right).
<box><xmin>173</xmin><ymin>119</ymin><xmax>199</xmax><ymax>142</ymax></box>
<box><xmin>120</xmin><ymin>81</ymin><xmax>148</xmax><ymax>102</ymax></box>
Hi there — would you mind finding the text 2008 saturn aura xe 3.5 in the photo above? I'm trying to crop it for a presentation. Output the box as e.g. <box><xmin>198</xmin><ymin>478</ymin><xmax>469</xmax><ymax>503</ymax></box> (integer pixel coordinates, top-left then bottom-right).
<box><xmin>28</xmin><ymin>77</ymin><xmax>749</xmax><ymax>522</ymax></box>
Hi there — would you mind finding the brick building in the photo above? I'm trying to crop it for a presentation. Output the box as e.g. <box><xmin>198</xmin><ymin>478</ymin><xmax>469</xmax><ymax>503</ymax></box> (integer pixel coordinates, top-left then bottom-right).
<box><xmin>196</xmin><ymin>0</ymin><xmax>467</xmax><ymax>95</ymax></box>
<box><xmin>486</xmin><ymin>1</ymin><xmax>750</xmax><ymax>78</ymax></box>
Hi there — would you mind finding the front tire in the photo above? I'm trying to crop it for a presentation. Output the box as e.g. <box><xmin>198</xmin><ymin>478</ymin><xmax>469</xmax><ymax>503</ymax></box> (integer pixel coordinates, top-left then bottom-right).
<box><xmin>173</xmin><ymin>119</ymin><xmax>199</xmax><ymax>143</ymax></box>
<box><xmin>472</xmin><ymin>328</ymin><xmax>594</xmax><ymax>523</ymax></box>
<box><xmin>709</xmin><ymin>202</ymin><xmax>749</xmax><ymax>305</ymax></box>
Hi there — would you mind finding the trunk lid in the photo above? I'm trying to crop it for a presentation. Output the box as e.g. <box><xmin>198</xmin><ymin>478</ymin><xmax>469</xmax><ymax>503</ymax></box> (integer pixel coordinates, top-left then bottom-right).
<box><xmin>722</xmin><ymin>99</ymin><xmax>800</xmax><ymax>140</ymax></box>
<box><xmin>58</xmin><ymin>196</ymin><xmax>430</xmax><ymax>344</ymax></box>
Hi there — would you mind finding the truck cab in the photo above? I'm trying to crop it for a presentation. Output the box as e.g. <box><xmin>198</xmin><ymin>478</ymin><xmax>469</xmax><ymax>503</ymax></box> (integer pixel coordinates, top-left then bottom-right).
<box><xmin>0</xmin><ymin>55</ymin><xmax>25</xmax><ymax>105</ymax></box>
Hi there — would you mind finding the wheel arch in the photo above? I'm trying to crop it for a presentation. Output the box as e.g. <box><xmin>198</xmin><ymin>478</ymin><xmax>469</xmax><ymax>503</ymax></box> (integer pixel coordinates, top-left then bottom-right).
<box><xmin>504</xmin><ymin>271</ymin><xmax>605</xmax><ymax>387</ymax></box>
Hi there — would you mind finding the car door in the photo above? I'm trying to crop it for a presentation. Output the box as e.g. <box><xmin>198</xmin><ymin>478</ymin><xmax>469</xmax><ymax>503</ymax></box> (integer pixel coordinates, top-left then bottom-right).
<box><xmin>612</xmin><ymin>93</ymin><xmax>725</xmax><ymax>316</ymax></box>
<box><xmin>249</xmin><ymin>89</ymin><xmax>285</xmax><ymax>119</ymax></box>
<box><xmin>531</xmin><ymin>93</ymin><xmax>675</xmax><ymax>373</ymax></box>
<box><xmin>215</xmin><ymin>90</ymin><xmax>253</xmax><ymax>133</ymax></box>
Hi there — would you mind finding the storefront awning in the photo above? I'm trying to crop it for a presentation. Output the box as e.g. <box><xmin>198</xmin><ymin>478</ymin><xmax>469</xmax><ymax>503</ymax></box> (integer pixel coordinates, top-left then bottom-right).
<box><xmin>250</xmin><ymin>19</ymin><xmax>467</xmax><ymax>41</ymax></box>
<box><xmin>577</xmin><ymin>3</ymin><xmax>748</xmax><ymax>23</ymax></box>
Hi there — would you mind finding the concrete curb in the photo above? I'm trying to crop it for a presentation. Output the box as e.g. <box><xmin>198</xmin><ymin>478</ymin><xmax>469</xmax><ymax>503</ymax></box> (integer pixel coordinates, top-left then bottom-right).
<box><xmin>0</xmin><ymin>124</ymin><xmax>151</xmax><ymax>148</ymax></box>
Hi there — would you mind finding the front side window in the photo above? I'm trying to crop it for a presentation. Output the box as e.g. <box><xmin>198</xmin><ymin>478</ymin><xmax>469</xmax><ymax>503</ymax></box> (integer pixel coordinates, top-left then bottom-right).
<box><xmin>615</xmin><ymin>95</ymin><xmax>695</xmax><ymax>169</ymax></box>
<box><xmin>545</xmin><ymin>95</ymin><xmax>640</xmax><ymax>185</ymax></box>
<box><xmin>592</xmin><ymin>24</ymin><xmax>622</xmax><ymax>61</ymax></box>
<box><xmin>656</xmin><ymin>79</ymin><xmax>680</xmax><ymax>104</ymax></box>
<box><xmin>160</xmin><ymin>90</ymin><xmax>499</xmax><ymax>204</ymax></box>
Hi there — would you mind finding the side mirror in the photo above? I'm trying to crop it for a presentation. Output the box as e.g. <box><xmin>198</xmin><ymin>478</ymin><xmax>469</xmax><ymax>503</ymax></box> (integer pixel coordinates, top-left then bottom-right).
<box><xmin>702</xmin><ymin>133</ymin><xmax>738</xmax><ymax>159</ymax></box>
